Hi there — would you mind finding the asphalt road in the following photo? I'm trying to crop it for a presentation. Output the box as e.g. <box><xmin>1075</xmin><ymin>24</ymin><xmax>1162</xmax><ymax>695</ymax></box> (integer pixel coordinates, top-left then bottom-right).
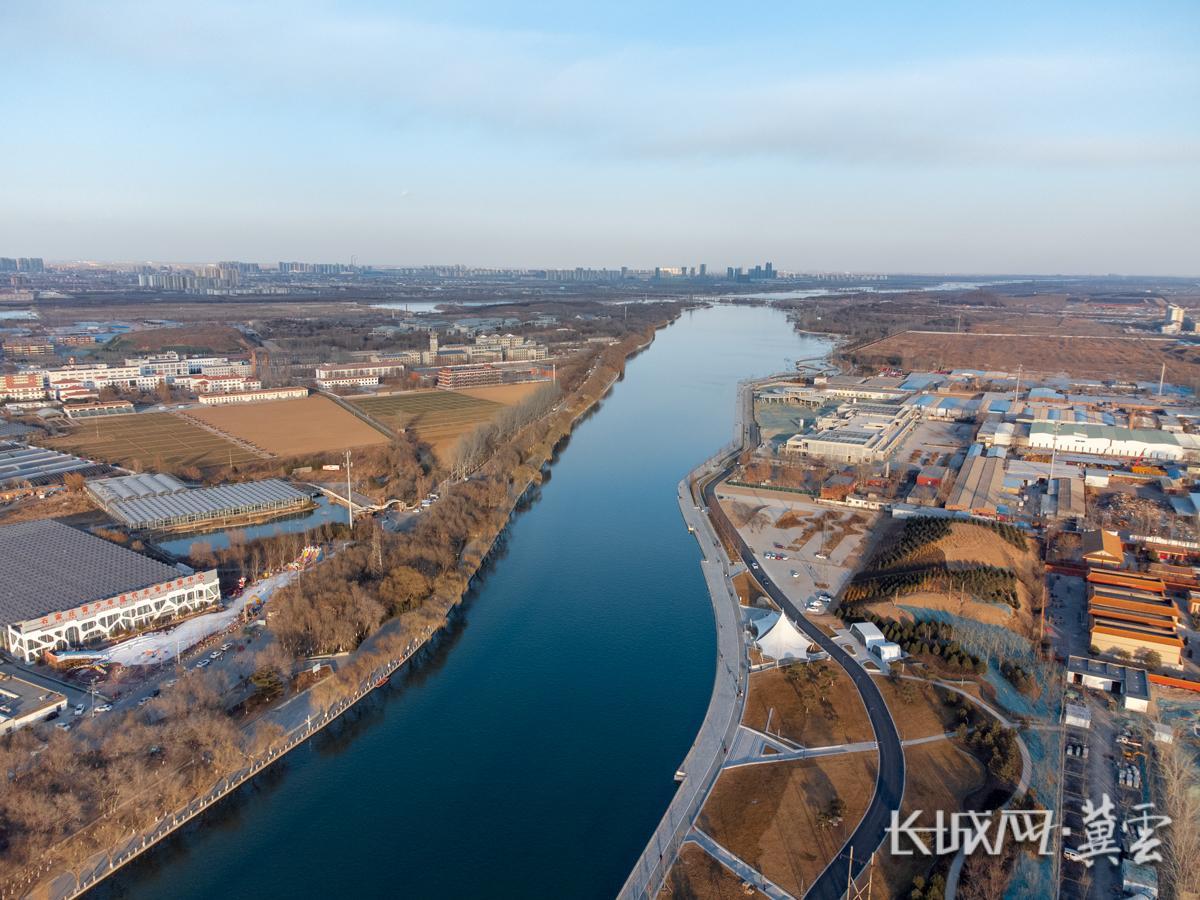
<box><xmin>703</xmin><ymin>468</ymin><xmax>904</xmax><ymax>900</ymax></box>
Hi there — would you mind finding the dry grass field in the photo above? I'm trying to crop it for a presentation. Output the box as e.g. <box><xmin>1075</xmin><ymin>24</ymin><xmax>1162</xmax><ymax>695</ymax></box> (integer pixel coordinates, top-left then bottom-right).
<box><xmin>659</xmin><ymin>844</ymin><xmax>767</xmax><ymax>900</ymax></box>
<box><xmin>700</xmin><ymin>753</ymin><xmax>878</xmax><ymax>897</ymax></box>
<box><xmin>870</xmin><ymin>677</ymin><xmax>958</xmax><ymax>741</ymax></box>
<box><xmin>743</xmin><ymin>661</ymin><xmax>874</xmax><ymax>747</ymax></box>
<box><xmin>350</xmin><ymin>389</ymin><xmax>504</xmax><ymax>457</ymax></box>
<box><xmin>874</xmin><ymin>740</ymin><xmax>989</xmax><ymax>897</ymax></box>
<box><xmin>188</xmin><ymin>395</ymin><xmax>389</xmax><ymax>456</ymax></box>
<box><xmin>45</xmin><ymin>412</ymin><xmax>261</xmax><ymax>471</ymax></box>
<box><xmin>850</xmin><ymin>330</ymin><xmax>1200</xmax><ymax>383</ymax></box>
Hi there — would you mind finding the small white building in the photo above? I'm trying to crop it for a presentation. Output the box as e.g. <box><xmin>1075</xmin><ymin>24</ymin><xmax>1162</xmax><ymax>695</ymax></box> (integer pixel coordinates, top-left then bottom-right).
<box><xmin>851</xmin><ymin>621</ymin><xmax>887</xmax><ymax>651</ymax></box>
<box><xmin>1064</xmin><ymin>703</ymin><xmax>1092</xmax><ymax>730</ymax></box>
<box><xmin>875</xmin><ymin>641</ymin><xmax>903</xmax><ymax>662</ymax></box>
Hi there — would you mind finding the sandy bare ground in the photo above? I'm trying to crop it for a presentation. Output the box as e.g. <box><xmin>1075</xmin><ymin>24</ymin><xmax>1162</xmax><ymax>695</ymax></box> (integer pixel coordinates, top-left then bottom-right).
<box><xmin>189</xmin><ymin>395</ymin><xmax>389</xmax><ymax>456</ymax></box>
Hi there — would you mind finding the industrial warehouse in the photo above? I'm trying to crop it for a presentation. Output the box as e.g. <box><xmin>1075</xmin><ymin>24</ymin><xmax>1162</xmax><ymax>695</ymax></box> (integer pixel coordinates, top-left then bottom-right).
<box><xmin>86</xmin><ymin>473</ymin><xmax>312</xmax><ymax>532</ymax></box>
<box><xmin>0</xmin><ymin>519</ymin><xmax>220</xmax><ymax>662</ymax></box>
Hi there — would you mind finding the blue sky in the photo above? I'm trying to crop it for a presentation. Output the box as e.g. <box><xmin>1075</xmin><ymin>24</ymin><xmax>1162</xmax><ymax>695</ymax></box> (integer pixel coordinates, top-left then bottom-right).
<box><xmin>1</xmin><ymin>0</ymin><xmax>1197</xmax><ymax>273</ymax></box>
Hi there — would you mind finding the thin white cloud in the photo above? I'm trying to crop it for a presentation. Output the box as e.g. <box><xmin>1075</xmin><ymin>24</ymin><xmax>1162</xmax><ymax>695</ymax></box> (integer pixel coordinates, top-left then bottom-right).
<box><xmin>11</xmin><ymin>1</ymin><xmax>1197</xmax><ymax>168</ymax></box>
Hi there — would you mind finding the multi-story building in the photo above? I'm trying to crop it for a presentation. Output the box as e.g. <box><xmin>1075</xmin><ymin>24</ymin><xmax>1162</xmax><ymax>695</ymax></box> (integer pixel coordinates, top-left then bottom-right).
<box><xmin>177</xmin><ymin>374</ymin><xmax>262</xmax><ymax>394</ymax></box>
<box><xmin>437</xmin><ymin>364</ymin><xmax>503</xmax><ymax>388</ymax></box>
<box><xmin>0</xmin><ymin>373</ymin><xmax>46</xmax><ymax>402</ymax></box>
<box><xmin>3</xmin><ymin>338</ymin><xmax>54</xmax><ymax>357</ymax></box>
<box><xmin>197</xmin><ymin>386</ymin><xmax>308</xmax><ymax>406</ymax></box>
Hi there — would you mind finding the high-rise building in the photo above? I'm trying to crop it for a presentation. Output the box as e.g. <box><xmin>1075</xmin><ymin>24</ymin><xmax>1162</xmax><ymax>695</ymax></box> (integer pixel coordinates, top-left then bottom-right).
<box><xmin>699</xmin><ymin>263</ymin><xmax>707</xmax><ymax>277</ymax></box>
<box><xmin>16</xmin><ymin>258</ymin><xmax>43</xmax><ymax>273</ymax></box>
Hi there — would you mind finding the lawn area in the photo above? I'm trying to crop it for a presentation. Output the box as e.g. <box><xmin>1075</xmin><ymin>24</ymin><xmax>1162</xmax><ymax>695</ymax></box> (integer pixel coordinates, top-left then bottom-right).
<box><xmin>700</xmin><ymin>752</ymin><xmax>878</xmax><ymax>898</ymax></box>
<box><xmin>350</xmin><ymin>389</ymin><xmax>503</xmax><ymax>457</ymax></box>
<box><xmin>659</xmin><ymin>844</ymin><xmax>767</xmax><ymax>900</ymax></box>
<box><xmin>44</xmin><ymin>412</ymin><xmax>261</xmax><ymax>471</ymax></box>
<box><xmin>873</xmin><ymin>739</ymin><xmax>989</xmax><ymax>897</ymax></box>
<box><xmin>743</xmin><ymin>661</ymin><xmax>874</xmax><ymax>747</ymax></box>
<box><xmin>188</xmin><ymin>395</ymin><xmax>390</xmax><ymax>456</ymax></box>
<box><xmin>871</xmin><ymin>676</ymin><xmax>959</xmax><ymax>741</ymax></box>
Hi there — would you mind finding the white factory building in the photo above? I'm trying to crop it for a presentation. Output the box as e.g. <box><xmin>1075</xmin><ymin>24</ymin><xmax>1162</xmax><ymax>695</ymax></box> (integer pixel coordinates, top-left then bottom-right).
<box><xmin>0</xmin><ymin>520</ymin><xmax>220</xmax><ymax>663</ymax></box>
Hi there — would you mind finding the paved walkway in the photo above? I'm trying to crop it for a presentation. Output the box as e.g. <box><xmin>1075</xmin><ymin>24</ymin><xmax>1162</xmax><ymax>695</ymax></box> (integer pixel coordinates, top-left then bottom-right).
<box><xmin>689</xmin><ymin>829</ymin><xmax>797</xmax><ymax>900</ymax></box>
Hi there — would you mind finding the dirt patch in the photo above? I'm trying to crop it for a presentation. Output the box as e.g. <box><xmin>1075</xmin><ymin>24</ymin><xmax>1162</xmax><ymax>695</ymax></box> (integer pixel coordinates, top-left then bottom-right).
<box><xmin>700</xmin><ymin>753</ymin><xmax>878</xmax><ymax>897</ymax></box>
<box><xmin>871</xmin><ymin>676</ymin><xmax>958</xmax><ymax>741</ymax></box>
<box><xmin>105</xmin><ymin>324</ymin><xmax>248</xmax><ymax>355</ymax></box>
<box><xmin>743</xmin><ymin>661</ymin><xmax>874</xmax><ymax>747</ymax></box>
<box><xmin>860</xmin><ymin>591</ymin><xmax>1017</xmax><ymax>627</ymax></box>
<box><xmin>189</xmin><ymin>395</ymin><xmax>389</xmax><ymax>457</ymax></box>
<box><xmin>726</xmin><ymin>501</ymin><xmax>768</xmax><ymax>530</ymax></box>
<box><xmin>0</xmin><ymin>491</ymin><xmax>97</xmax><ymax>525</ymax></box>
<box><xmin>851</xmin><ymin>331</ymin><xmax>1200</xmax><ymax>383</ymax></box>
<box><xmin>659</xmin><ymin>844</ymin><xmax>766</xmax><ymax>900</ymax></box>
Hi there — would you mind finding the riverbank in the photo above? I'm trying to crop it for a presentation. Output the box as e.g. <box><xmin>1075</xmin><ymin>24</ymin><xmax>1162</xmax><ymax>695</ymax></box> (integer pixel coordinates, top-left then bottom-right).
<box><xmin>20</xmin><ymin>326</ymin><xmax>666</xmax><ymax>900</ymax></box>
<box><xmin>72</xmin><ymin>303</ymin><xmax>826</xmax><ymax>900</ymax></box>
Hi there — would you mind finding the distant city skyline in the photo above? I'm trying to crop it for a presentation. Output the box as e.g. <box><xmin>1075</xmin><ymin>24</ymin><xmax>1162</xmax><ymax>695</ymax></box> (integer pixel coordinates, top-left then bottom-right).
<box><xmin>2</xmin><ymin>1</ymin><xmax>1198</xmax><ymax>275</ymax></box>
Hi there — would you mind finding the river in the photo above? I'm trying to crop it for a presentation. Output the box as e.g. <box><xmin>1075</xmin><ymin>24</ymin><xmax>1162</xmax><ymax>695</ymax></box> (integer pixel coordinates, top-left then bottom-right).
<box><xmin>100</xmin><ymin>304</ymin><xmax>830</xmax><ymax>899</ymax></box>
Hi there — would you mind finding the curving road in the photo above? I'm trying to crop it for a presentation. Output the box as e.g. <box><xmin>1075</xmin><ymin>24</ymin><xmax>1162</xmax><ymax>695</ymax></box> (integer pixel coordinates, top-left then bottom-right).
<box><xmin>702</xmin><ymin>468</ymin><xmax>905</xmax><ymax>900</ymax></box>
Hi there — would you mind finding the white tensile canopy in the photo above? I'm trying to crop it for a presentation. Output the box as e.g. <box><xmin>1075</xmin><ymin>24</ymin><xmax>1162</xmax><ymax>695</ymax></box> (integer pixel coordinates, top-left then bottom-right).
<box><xmin>755</xmin><ymin>612</ymin><xmax>811</xmax><ymax>661</ymax></box>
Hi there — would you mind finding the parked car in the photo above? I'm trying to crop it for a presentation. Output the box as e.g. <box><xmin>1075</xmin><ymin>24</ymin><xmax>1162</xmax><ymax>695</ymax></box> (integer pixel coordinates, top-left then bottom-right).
<box><xmin>196</xmin><ymin>659</ymin><xmax>210</xmax><ymax>669</ymax></box>
<box><xmin>95</xmin><ymin>703</ymin><xmax>113</xmax><ymax>713</ymax></box>
<box><xmin>73</xmin><ymin>704</ymin><xmax>84</xmax><ymax>716</ymax></box>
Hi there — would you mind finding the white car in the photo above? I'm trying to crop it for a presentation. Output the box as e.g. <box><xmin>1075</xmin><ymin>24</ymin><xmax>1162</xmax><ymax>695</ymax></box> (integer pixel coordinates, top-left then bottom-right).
<box><xmin>751</xmin><ymin>562</ymin><xmax>759</xmax><ymax>570</ymax></box>
<box><xmin>73</xmin><ymin>704</ymin><xmax>84</xmax><ymax>716</ymax></box>
<box><xmin>220</xmin><ymin>643</ymin><xmax>232</xmax><ymax>652</ymax></box>
<box><xmin>95</xmin><ymin>703</ymin><xmax>113</xmax><ymax>713</ymax></box>
<box><xmin>196</xmin><ymin>659</ymin><xmax>210</xmax><ymax>669</ymax></box>
<box><xmin>209</xmin><ymin>650</ymin><xmax>222</xmax><ymax>660</ymax></box>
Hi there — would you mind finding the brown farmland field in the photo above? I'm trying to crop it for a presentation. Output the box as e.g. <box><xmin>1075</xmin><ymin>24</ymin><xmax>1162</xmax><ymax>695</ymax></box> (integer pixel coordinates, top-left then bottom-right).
<box><xmin>188</xmin><ymin>395</ymin><xmax>389</xmax><ymax>457</ymax></box>
<box><xmin>45</xmin><ymin>412</ymin><xmax>260</xmax><ymax>471</ymax></box>
<box><xmin>850</xmin><ymin>330</ymin><xmax>1200</xmax><ymax>383</ymax></box>
<box><xmin>350</xmin><ymin>389</ymin><xmax>504</xmax><ymax>457</ymax></box>
<box><xmin>454</xmin><ymin>382</ymin><xmax>546</xmax><ymax>405</ymax></box>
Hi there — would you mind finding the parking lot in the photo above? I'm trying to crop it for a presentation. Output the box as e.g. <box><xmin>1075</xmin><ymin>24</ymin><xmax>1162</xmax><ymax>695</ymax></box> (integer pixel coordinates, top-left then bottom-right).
<box><xmin>1058</xmin><ymin>687</ymin><xmax>1153</xmax><ymax>899</ymax></box>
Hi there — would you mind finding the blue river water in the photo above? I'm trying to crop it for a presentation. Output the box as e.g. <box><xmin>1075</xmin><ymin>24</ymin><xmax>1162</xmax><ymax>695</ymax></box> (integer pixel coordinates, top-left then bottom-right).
<box><xmin>102</xmin><ymin>304</ymin><xmax>829</xmax><ymax>899</ymax></box>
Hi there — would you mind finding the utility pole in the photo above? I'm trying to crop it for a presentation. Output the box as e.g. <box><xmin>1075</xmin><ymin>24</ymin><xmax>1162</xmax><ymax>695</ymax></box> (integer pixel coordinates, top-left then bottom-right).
<box><xmin>1013</xmin><ymin>364</ymin><xmax>1022</xmax><ymax>404</ymax></box>
<box><xmin>344</xmin><ymin>450</ymin><xmax>354</xmax><ymax>529</ymax></box>
<box><xmin>1158</xmin><ymin>361</ymin><xmax>1166</xmax><ymax>398</ymax></box>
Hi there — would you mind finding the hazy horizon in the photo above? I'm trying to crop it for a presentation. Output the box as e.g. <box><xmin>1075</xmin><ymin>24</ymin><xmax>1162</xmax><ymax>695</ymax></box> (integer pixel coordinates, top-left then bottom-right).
<box><xmin>3</xmin><ymin>1</ymin><xmax>1198</xmax><ymax>275</ymax></box>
